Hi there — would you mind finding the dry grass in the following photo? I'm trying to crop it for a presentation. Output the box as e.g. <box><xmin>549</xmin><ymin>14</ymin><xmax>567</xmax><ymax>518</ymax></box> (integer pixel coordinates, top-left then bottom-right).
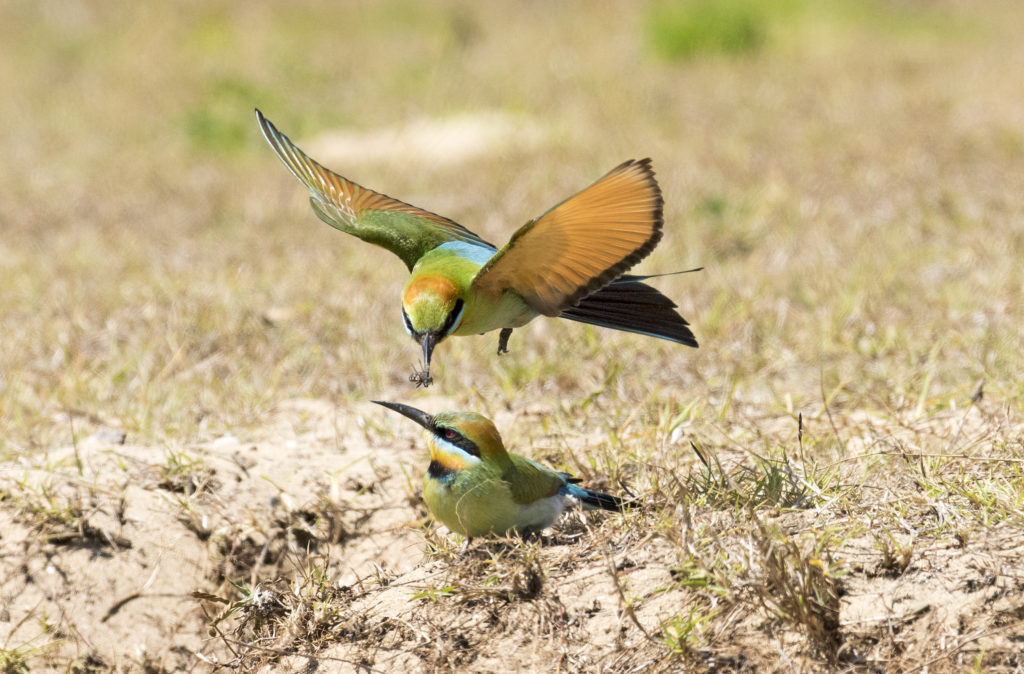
<box><xmin>2</xmin><ymin>0</ymin><xmax>1024</xmax><ymax>671</ymax></box>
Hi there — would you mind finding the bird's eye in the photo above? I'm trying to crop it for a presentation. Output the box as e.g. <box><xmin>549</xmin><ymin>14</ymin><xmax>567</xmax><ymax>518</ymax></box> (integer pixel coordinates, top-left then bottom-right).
<box><xmin>436</xmin><ymin>426</ymin><xmax>480</xmax><ymax>458</ymax></box>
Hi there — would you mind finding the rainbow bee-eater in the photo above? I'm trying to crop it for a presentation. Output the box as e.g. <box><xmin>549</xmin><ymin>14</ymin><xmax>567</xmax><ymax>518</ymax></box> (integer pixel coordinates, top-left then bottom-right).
<box><xmin>374</xmin><ymin>401</ymin><xmax>626</xmax><ymax>538</ymax></box>
<box><xmin>257</xmin><ymin>110</ymin><xmax>698</xmax><ymax>386</ymax></box>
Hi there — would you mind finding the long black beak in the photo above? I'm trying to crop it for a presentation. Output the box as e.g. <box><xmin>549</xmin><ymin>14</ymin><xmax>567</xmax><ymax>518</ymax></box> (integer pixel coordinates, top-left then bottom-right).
<box><xmin>373</xmin><ymin>400</ymin><xmax>433</xmax><ymax>431</ymax></box>
<box><xmin>419</xmin><ymin>333</ymin><xmax>438</xmax><ymax>378</ymax></box>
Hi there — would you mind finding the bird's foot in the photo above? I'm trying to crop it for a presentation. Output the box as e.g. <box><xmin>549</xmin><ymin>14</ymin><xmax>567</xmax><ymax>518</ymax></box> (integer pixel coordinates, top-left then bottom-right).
<box><xmin>457</xmin><ymin>537</ymin><xmax>473</xmax><ymax>557</ymax></box>
<box><xmin>497</xmin><ymin>328</ymin><xmax>513</xmax><ymax>355</ymax></box>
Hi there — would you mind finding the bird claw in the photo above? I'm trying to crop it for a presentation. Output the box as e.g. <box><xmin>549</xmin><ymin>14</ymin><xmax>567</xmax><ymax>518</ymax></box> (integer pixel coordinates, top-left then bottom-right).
<box><xmin>497</xmin><ymin>328</ymin><xmax>513</xmax><ymax>355</ymax></box>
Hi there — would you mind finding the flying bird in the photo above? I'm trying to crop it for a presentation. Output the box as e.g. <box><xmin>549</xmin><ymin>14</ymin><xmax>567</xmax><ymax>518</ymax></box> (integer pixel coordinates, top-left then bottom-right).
<box><xmin>257</xmin><ymin>110</ymin><xmax>698</xmax><ymax>386</ymax></box>
<box><xmin>374</xmin><ymin>401</ymin><xmax>627</xmax><ymax>538</ymax></box>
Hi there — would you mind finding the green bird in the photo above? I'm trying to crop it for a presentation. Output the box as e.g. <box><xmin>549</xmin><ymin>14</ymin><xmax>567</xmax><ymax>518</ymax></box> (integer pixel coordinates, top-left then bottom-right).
<box><xmin>258</xmin><ymin>110</ymin><xmax>698</xmax><ymax>386</ymax></box>
<box><xmin>375</xmin><ymin>400</ymin><xmax>626</xmax><ymax>539</ymax></box>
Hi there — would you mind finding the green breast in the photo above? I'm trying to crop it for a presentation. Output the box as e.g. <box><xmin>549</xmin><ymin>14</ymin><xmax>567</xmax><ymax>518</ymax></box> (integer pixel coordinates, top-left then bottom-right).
<box><xmin>421</xmin><ymin>456</ymin><xmax>568</xmax><ymax>537</ymax></box>
<box><xmin>422</xmin><ymin>467</ymin><xmax>520</xmax><ymax>537</ymax></box>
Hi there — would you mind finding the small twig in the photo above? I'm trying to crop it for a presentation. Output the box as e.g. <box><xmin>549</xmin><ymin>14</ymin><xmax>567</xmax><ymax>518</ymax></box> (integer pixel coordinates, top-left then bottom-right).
<box><xmin>53</xmin><ymin>593</ymin><xmax>97</xmax><ymax>653</ymax></box>
<box><xmin>217</xmin><ymin>636</ymin><xmax>386</xmax><ymax>672</ymax></box>
<box><xmin>797</xmin><ymin>413</ymin><xmax>807</xmax><ymax>467</ymax></box>
<box><xmin>198</xmin><ymin>602</ymin><xmax>240</xmax><ymax>660</ymax></box>
<box><xmin>943</xmin><ymin>381</ymin><xmax>984</xmax><ymax>455</ymax></box>
<box><xmin>819</xmin><ymin>370</ymin><xmax>847</xmax><ymax>456</ymax></box>
<box><xmin>67</xmin><ymin>409</ymin><xmax>83</xmax><ymax>477</ymax></box>
<box><xmin>604</xmin><ymin>545</ymin><xmax>656</xmax><ymax>643</ymax></box>
<box><xmin>101</xmin><ymin>592</ymin><xmax>141</xmax><ymax>622</ymax></box>
<box><xmin>840</xmin><ymin>603</ymin><xmax>931</xmax><ymax>627</ymax></box>
<box><xmin>905</xmin><ymin>627</ymin><xmax>1002</xmax><ymax>673</ymax></box>
<box><xmin>827</xmin><ymin>451</ymin><xmax>1024</xmax><ymax>468</ymax></box>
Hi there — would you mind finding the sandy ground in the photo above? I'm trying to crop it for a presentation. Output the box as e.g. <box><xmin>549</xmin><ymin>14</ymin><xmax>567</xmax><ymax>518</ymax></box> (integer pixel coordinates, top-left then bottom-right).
<box><xmin>3</xmin><ymin>397</ymin><xmax>1022</xmax><ymax>672</ymax></box>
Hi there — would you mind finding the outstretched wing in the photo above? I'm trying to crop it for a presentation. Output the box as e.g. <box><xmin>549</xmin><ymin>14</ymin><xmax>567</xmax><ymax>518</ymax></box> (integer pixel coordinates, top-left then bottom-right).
<box><xmin>471</xmin><ymin>159</ymin><xmax>663</xmax><ymax>316</ymax></box>
<box><xmin>257</xmin><ymin>110</ymin><xmax>493</xmax><ymax>271</ymax></box>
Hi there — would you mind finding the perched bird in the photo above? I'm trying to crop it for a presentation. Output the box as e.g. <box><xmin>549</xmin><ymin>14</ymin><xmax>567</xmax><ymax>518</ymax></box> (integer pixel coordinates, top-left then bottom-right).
<box><xmin>374</xmin><ymin>400</ymin><xmax>627</xmax><ymax>538</ymax></box>
<box><xmin>258</xmin><ymin>110</ymin><xmax>698</xmax><ymax>386</ymax></box>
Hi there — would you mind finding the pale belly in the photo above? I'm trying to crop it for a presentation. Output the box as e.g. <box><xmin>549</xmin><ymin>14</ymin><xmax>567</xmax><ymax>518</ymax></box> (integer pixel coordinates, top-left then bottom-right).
<box><xmin>424</xmin><ymin>475</ymin><xmax>567</xmax><ymax>537</ymax></box>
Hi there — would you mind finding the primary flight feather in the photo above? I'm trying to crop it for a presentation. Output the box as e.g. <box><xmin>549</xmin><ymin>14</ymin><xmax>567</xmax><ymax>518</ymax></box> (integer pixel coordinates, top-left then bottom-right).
<box><xmin>257</xmin><ymin>109</ymin><xmax>698</xmax><ymax>386</ymax></box>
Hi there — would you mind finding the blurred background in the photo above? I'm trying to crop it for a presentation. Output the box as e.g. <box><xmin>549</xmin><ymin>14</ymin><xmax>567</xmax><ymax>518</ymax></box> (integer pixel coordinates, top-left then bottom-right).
<box><xmin>2</xmin><ymin>0</ymin><xmax>1022</xmax><ymax>450</ymax></box>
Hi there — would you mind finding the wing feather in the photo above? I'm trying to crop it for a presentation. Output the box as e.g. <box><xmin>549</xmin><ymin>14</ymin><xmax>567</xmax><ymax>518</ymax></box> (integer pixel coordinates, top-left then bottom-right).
<box><xmin>257</xmin><ymin>110</ymin><xmax>492</xmax><ymax>270</ymax></box>
<box><xmin>505</xmin><ymin>455</ymin><xmax>565</xmax><ymax>506</ymax></box>
<box><xmin>560</xmin><ymin>277</ymin><xmax>698</xmax><ymax>346</ymax></box>
<box><xmin>472</xmin><ymin>159</ymin><xmax>664</xmax><ymax>315</ymax></box>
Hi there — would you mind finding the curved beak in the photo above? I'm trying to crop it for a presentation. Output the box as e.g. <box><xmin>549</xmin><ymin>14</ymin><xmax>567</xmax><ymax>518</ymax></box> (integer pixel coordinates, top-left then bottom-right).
<box><xmin>373</xmin><ymin>400</ymin><xmax>433</xmax><ymax>431</ymax></box>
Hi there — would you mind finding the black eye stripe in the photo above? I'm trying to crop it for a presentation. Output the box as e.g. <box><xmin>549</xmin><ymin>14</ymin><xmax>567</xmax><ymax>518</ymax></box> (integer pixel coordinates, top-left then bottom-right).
<box><xmin>402</xmin><ymin>309</ymin><xmax>417</xmax><ymax>335</ymax></box>
<box><xmin>439</xmin><ymin>299</ymin><xmax>465</xmax><ymax>337</ymax></box>
<box><xmin>433</xmin><ymin>424</ymin><xmax>480</xmax><ymax>458</ymax></box>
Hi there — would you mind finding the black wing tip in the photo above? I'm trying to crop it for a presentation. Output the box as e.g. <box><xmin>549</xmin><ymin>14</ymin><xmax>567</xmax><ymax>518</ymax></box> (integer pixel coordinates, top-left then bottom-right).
<box><xmin>638</xmin><ymin>326</ymin><xmax>697</xmax><ymax>347</ymax></box>
<box><xmin>561</xmin><ymin>280</ymin><xmax>700</xmax><ymax>347</ymax></box>
<box><xmin>579</xmin><ymin>488</ymin><xmax>629</xmax><ymax>512</ymax></box>
<box><xmin>614</xmin><ymin>155</ymin><xmax>665</xmax><ymax>265</ymax></box>
<box><xmin>559</xmin><ymin>158</ymin><xmax>665</xmax><ymax>310</ymax></box>
<box><xmin>255</xmin><ymin>108</ymin><xmax>287</xmax><ymax>152</ymax></box>
<box><xmin>255</xmin><ymin>107</ymin><xmax>271</xmax><ymax>134</ymax></box>
<box><xmin>255</xmin><ymin>111</ymin><xmax>302</xmax><ymax>164</ymax></box>
<box><xmin>616</xmin><ymin>157</ymin><xmax>655</xmax><ymax>173</ymax></box>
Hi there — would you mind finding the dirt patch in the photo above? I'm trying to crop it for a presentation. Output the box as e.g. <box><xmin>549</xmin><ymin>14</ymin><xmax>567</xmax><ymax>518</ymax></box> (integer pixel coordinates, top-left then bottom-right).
<box><xmin>1</xmin><ymin>399</ymin><xmax>423</xmax><ymax>670</ymax></box>
<box><xmin>4</xmin><ymin>399</ymin><xmax>1022</xmax><ymax>672</ymax></box>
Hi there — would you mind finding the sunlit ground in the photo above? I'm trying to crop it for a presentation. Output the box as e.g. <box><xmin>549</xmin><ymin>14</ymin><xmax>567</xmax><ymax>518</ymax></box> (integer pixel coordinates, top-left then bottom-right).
<box><xmin>1</xmin><ymin>1</ymin><xmax>1022</xmax><ymax>670</ymax></box>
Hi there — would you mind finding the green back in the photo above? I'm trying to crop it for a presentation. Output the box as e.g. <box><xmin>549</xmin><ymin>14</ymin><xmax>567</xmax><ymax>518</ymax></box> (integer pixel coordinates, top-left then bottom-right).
<box><xmin>504</xmin><ymin>453</ymin><xmax>566</xmax><ymax>505</ymax></box>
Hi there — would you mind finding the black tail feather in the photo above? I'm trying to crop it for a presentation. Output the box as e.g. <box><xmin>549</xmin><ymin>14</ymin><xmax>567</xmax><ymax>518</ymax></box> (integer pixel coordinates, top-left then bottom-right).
<box><xmin>571</xmin><ymin>485</ymin><xmax>629</xmax><ymax>512</ymax></box>
<box><xmin>559</xmin><ymin>278</ymin><xmax>698</xmax><ymax>347</ymax></box>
